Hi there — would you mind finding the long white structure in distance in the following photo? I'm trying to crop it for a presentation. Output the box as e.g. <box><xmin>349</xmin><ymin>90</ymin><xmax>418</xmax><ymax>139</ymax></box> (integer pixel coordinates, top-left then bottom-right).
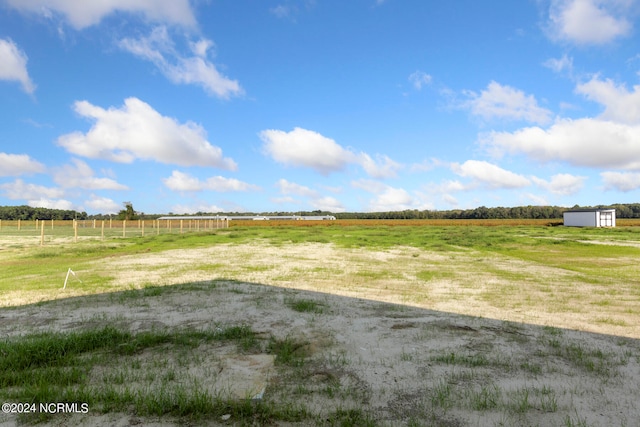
<box><xmin>563</xmin><ymin>209</ymin><xmax>615</xmax><ymax>227</ymax></box>
<box><xmin>157</xmin><ymin>215</ymin><xmax>336</xmax><ymax>221</ymax></box>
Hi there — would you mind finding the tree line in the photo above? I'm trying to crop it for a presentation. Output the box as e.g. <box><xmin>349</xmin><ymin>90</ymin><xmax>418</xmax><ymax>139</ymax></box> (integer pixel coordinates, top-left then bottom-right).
<box><xmin>331</xmin><ymin>204</ymin><xmax>640</xmax><ymax>220</ymax></box>
<box><xmin>2</xmin><ymin>203</ymin><xmax>640</xmax><ymax>221</ymax></box>
<box><xmin>0</xmin><ymin>205</ymin><xmax>88</xmax><ymax>220</ymax></box>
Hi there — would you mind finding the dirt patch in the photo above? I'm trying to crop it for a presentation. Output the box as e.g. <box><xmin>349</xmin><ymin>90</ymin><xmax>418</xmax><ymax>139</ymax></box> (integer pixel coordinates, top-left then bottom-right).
<box><xmin>1</xmin><ymin>241</ymin><xmax>640</xmax><ymax>426</ymax></box>
<box><xmin>1</xmin><ymin>277</ymin><xmax>639</xmax><ymax>426</ymax></box>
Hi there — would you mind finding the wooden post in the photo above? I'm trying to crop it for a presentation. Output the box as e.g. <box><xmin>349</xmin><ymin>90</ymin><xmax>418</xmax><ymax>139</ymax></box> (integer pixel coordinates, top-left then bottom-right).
<box><xmin>36</xmin><ymin>219</ymin><xmax>38</xmax><ymax>230</ymax></box>
<box><xmin>93</xmin><ymin>219</ymin><xmax>96</xmax><ymax>229</ymax></box>
<box><xmin>169</xmin><ymin>220</ymin><xmax>172</xmax><ymax>233</ymax></box>
<box><xmin>156</xmin><ymin>220</ymin><xmax>160</xmax><ymax>235</ymax></box>
<box><xmin>101</xmin><ymin>221</ymin><xmax>105</xmax><ymax>241</ymax></box>
<box><xmin>74</xmin><ymin>219</ymin><xmax>78</xmax><ymax>243</ymax></box>
<box><xmin>51</xmin><ymin>219</ymin><xmax>54</xmax><ymax>230</ymax></box>
<box><xmin>141</xmin><ymin>220</ymin><xmax>145</xmax><ymax>237</ymax></box>
<box><xmin>180</xmin><ymin>219</ymin><xmax>184</xmax><ymax>234</ymax></box>
<box><xmin>40</xmin><ymin>220</ymin><xmax>45</xmax><ymax>246</ymax></box>
<box><xmin>110</xmin><ymin>217</ymin><xmax>112</xmax><ymax>229</ymax></box>
<box><xmin>18</xmin><ymin>219</ymin><xmax>21</xmax><ymax>231</ymax></box>
<box><xmin>123</xmin><ymin>220</ymin><xmax>126</xmax><ymax>238</ymax></box>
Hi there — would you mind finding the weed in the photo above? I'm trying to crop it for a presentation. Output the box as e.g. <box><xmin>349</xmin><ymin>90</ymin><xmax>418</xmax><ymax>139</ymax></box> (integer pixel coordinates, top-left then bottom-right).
<box><xmin>564</xmin><ymin>410</ymin><xmax>589</xmax><ymax>427</ymax></box>
<box><xmin>286</xmin><ymin>297</ymin><xmax>326</xmax><ymax>314</ymax></box>
<box><xmin>430</xmin><ymin>379</ymin><xmax>453</xmax><ymax>410</ymax></box>
<box><xmin>468</xmin><ymin>384</ymin><xmax>501</xmax><ymax>410</ymax></box>
<box><xmin>509</xmin><ymin>388</ymin><xmax>531</xmax><ymax>413</ymax></box>
<box><xmin>326</xmin><ymin>407</ymin><xmax>376</xmax><ymax>426</ymax></box>
<box><xmin>267</xmin><ymin>336</ymin><xmax>309</xmax><ymax>367</ymax></box>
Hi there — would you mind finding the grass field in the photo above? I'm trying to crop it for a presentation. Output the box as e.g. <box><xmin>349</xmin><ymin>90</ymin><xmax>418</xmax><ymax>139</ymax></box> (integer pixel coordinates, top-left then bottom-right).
<box><xmin>1</xmin><ymin>222</ymin><xmax>639</xmax><ymax>426</ymax></box>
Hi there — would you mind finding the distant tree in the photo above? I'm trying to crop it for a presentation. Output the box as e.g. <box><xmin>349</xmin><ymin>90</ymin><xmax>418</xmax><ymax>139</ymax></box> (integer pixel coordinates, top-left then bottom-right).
<box><xmin>117</xmin><ymin>202</ymin><xmax>137</xmax><ymax>220</ymax></box>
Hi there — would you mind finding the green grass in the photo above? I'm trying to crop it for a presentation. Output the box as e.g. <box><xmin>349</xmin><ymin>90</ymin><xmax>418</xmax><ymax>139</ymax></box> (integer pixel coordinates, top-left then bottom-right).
<box><xmin>267</xmin><ymin>336</ymin><xmax>310</xmax><ymax>367</ymax></box>
<box><xmin>4</xmin><ymin>224</ymin><xmax>640</xmax><ymax>293</ymax></box>
<box><xmin>0</xmin><ymin>324</ymin><xmax>315</xmax><ymax>424</ymax></box>
<box><xmin>285</xmin><ymin>297</ymin><xmax>326</xmax><ymax>314</ymax></box>
<box><xmin>2</xmin><ymin>223</ymin><xmax>640</xmax><ymax>424</ymax></box>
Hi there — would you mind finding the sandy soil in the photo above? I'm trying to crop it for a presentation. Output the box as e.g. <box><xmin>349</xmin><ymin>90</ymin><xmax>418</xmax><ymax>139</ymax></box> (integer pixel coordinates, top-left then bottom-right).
<box><xmin>1</xmin><ymin>241</ymin><xmax>639</xmax><ymax>426</ymax></box>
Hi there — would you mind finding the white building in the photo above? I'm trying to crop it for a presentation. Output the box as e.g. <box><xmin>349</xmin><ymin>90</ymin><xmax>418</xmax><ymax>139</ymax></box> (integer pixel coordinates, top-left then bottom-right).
<box><xmin>563</xmin><ymin>209</ymin><xmax>616</xmax><ymax>227</ymax></box>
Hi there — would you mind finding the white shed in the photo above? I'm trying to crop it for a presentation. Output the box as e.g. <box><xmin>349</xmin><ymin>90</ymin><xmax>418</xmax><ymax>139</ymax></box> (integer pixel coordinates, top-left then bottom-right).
<box><xmin>563</xmin><ymin>209</ymin><xmax>616</xmax><ymax>227</ymax></box>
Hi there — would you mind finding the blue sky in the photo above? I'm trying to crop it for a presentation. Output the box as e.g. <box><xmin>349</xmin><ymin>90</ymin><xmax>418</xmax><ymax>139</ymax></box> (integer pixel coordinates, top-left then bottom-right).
<box><xmin>1</xmin><ymin>0</ymin><xmax>640</xmax><ymax>215</ymax></box>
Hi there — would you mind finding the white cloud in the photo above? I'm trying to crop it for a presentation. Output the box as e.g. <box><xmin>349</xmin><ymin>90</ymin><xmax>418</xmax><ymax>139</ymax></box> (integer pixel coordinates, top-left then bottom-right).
<box><xmin>85</xmin><ymin>194</ymin><xmax>120</xmax><ymax>214</ymax></box>
<box><xmin>483</xmin><ymin>118</ymin><xmax>640</xmax><ymax>170</ymax></box>
<box><xmin>57</xmin><ymin>97</ymin><xmax>237</xmax><ymax>169</ymax></box>
<box><xmin>271</xmin><ymin>196</ymin><xmax>297</xmax><ymax>204</ymax></box>
<box><xmin>53</xmin><ymin>159</ymin><xmax>128</xmax><ymax>190</ymax></box>
<box><xmin>269</xmin><ymin>1</ymin><xmax>315</xmax><ymax>21</ymax></box>
<box><xmin>351</xmin><ymin>179</ymin><xmax>388</xmax><ymax>194</ymax></box>
<box><xmin>5</xmin><ymin>0</ymin><xmax>196</xmax><ymax>29</ymax></box>
<box><xmin>170</xmin><ymin>203</ymin><xmax>226</xmax><ymax>215</ymax></box>
<box><xmin>0</xmin><ymin>38</ymin><xmax>35</xmax><ymax>94</ymax></box>
<box><xmin>0</xmin><ymin>152</ymin><xmax>45</xmax><ymax>176</ymax></box>
<box><xmin>163</xmin><ymin>170</ymin><xmax>259</xmax><ymax>192</ymax></box>
<box><xmin>352</xmin><ymin>179</ymin><xmax>432</xmax><ymax>212</ymax></box>
<box><xmin>276</xmin><ymin>179</ymin><xmax>318</xmax><ymax>197</ymax></box>
<box><xmin>261</xmin><ymin>127</ymin><xmax>356</xmax><ymax>175</ymax></box>
<box><xmin>441</xmin><ymin>193</ymin><xmax>459</xmax><ymax>207</ymax></box>
<box><xmin>119</xmin><ymin>27</ymin><xmax>242</xmax><ymax>99</ymax></box>
<box><xmin>358</xmin><ymin>153</ymin><xmax>402</xmax><ymax>179</ymax></box>
<box><xmin>601</xmin><ymin>171</ymin><xmax>640</xmax><ymax>191</ymax></box>
<box><xmin>576</xmin><ymin>76</ymin><xmax>640</xmax><ymax>124</ymax></box>
<box><xmin>451</xmin><ymin>160</ymin><xmax>531</xmax><ymax>189</ymax></box>
<box><xmin>531</xmin><ymin>173</ymin><xmax>586</xmax><ymax>195</ymax></box>
<box><xmin>260</xmin><ymin>127</ymin><xmax>400</xmax><ymax>178</ymax></box>
<box><xmin>543</xmin><ymin>54</ymin><xmax>574</xmax><ymax>74</ymax></box>
<box><xmin>274</xmin><ymin>179</ymin><xmax>345</xmax><ymax>212</ymax></box>
<box><xmin>410</xmin><ymin>158</ymin><xmax>442</xmax><ymax>173</ymax></box>
<box><xmin>270</xmin><ymin>5</ymin><xmax>292</xmax><ymax>19</ymax></box>
<box><xmin>463</xmin><ymin>81</ymin><xmax>552</xmax><ymax>124</ymax></box>
<box><xmin>27</xmin><ymin>198</ymin><xmax>74</xmax><ymax>210</ymax></box>
<box><xmin>435</xmin><ymin>179</ymin><xmax>474</xmax><ymax>193</ymax></box>
<box><xmin>0</xmin><ymin>179</ymin><xmax>64</xmax><ymax>200</ymax></box>
<box><xmin>368</xmin><ymin>187</ymin><xmax>416</xmax><ymax>211</ymax></box>
<box><xmin>547</xmin><ymin>0</ymin><xmax>632</xmax><ymax>45</ymax></box>
<box><xmin>310</xmin><ymin>196</ymin><xmax>345</xmax><ymax>212</ymax></box>
<box><xmin>524</xmin><ymin>193</ymin><xmax>549</xmax><ymax>206</ymax></box>
<box><xmin>408</xmin><ymin>70</ymin><xmax>432</xmax><ymax>90</ymax></box>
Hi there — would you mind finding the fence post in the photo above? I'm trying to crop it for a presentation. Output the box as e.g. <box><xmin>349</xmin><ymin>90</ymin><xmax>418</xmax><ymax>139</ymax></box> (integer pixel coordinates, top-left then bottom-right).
<box><xmin>141</xmin><ymin>220</ymin><xmax>145</xmax><ymax>237</ymax></box>
<box><xmin>51</xmin><ymin>219</ymin><xmax>54</xmax><ymax>230</ymax></box>
<box><xmin>18</xmin><ymin>219</ymin><xmax>21</xmax><ymax>231</ymax></box>
<box><xmin>40</xmin><ymin>220</ymin><xmax>45</xmax><ymax>246</ymax></box>
<box><xmin>74</xmin><ymin>219</ymin><xmax>78</xmax><ymax>243</ymax></box>
<box><xmin>123</xmin><ymin>220</ymin><xmax>126</xmax><ymax>238</ymax></box>
<box><xmin>101</xmin><ymin>220</ymin><xmax>105</xmax><ymax>241</ymax></box>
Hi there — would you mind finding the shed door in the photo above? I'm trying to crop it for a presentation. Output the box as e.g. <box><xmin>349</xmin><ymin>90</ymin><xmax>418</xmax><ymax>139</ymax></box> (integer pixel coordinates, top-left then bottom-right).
<box><xmin>600</xmin><ymin>211</ymin><xmax>613</xmax><ymax>227</ymax></box>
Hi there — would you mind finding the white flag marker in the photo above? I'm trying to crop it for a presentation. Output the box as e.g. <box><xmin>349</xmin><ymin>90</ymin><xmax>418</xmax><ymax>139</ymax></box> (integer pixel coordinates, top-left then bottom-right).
<box><xmin>63</xmin><ymin>268</ymin><xmax>83</xmax><ymax>289</ymax></box>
